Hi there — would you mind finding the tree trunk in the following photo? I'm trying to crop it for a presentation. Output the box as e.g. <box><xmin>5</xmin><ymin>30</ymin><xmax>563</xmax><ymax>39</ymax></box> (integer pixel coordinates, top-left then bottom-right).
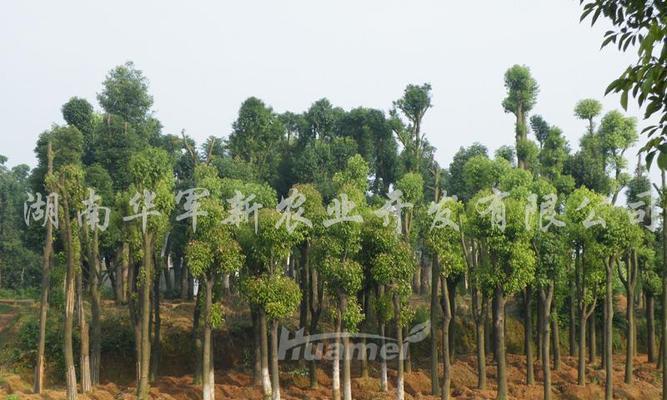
<box><xmin>578</xmin><ymin>311</ymin><xmax>587</xmax><ymax>385</ymax></box>
<box><xmin>448</xmin><ymin>278</ymin><xmax>457</xmax><ymax>364</ymax></box>
<box><xmin>494</xmin><ymin>285</ymin><xmax>507</xmax><ymax>400</ymax></box>
<box><xmin>77</xmin><ymin>268</ymin><xmax>92</xmax><ymax>393</ymax></box>
<box><xmin>394</xmin><ymin>294</ymin><xmax>405</xmax><ymax>400</ymax></box>
<box><xmin>523</xmin><ymin>286</ymin><xmax>534</xmax><ymax>385</ymax></box>
<box><xmin>181</xmin><ymin>258</ymin><xmax>189</xmax><ymax>300</ymax></box>
<box><xmin>150</xmin><ymin>265</ymin><xmax>161</xmax><ymax>382</ymax></box>
<box><xmin>541</xmin><ymin>284</ymin><xmax>554</xmax><ymax>400</ymax></box>
<box><xmin>647</xmin><ymin>292</ymin><xmax>656</xmax><ymax>363</ymax></box>
<box><xmin>589</xmin><ymin>308</ymin><xmax>596</xmax><ymax>365</ymax></box>
<box><xmin>404</xmin><ymin>325</ymin><xmax>412</xmax><ymax>373</ymax></box>
<box><xmin>552</xmin><ymin>305</ymin><xmax>561</xmax><ymax>371</ymax></box>
<box><xmin>191</xmin><ymin>289</ymin><xmax>203</xmax><ymax>384</ymax></box>
<box><xmin>34</xmin><ymin>142</ymin><xmax>53</xmax><ymax>394</ymax></box>
<box><xmin>604</xmin><ymin>258</ymin><xmax>614</xmax><ymax>400</ymax></box>
<box><xmin>252</xmin><ymin>308</ymin><xmax>262</xmax><ymax>386</ymax></box>
<box><xmin>343</xmin><ymin>324</ymin><xmax>352</xmax><ymax>400</ymax></box>
<box><xmin>332</xmin><ymin>310</ymin><xmax>341</xmax><ymax>400</ymax></box>
<box><xmin>569</xmin><ymin>291</ymin><xmax>576</xmax><ymax>357</ymax></box>
<box><xmin>308</xmin><ymin>266</ymin><xmax>322</xmax><ymax>389</ymax></box>
<box><xmin>203</xmin><ymin>278</ymin><xmax>214</xmax><ymax>400</ymax></box>
<box><xmin>62</xmin><ymin>197</ymin><xmax>78</xmax><ymax>400</ymax></box>
<box><xmin>440</xmin><ymin>276</ymin><xmax>452</xmax><ymax>400</ymax></box>
<box><xmin>379</xmin><ymin>321</ymin><xmax>388</xmax><ymax>391</ymax></box>
<box><xmin>472</xmin><ymin>287</ymin><xmax>487</xmax><ymax>390</ymax></box>
<box><xmin>137</xmin><ymin>232</ymin><xmax>153</xmax><ymax>399</ymax></box>
<box><xmin>537</xmin><ymin>291</ymin><xmax>544</xmax><ymax>364</ymax></box>
<box><xmin>430</xmin><ymin>258</ymin><xmax>440</xmax><ymax>395</ymax></box>
<box><xmin>270</xmin><ymin>321</ymin><xmax>281</xmax><ymax>400</ymax></box>
<box><xmin>260</xmin><ymin>310</ymin><xmax>272</xmax><ymax>399</ymax></box>
<box><xmin>90</xmin><ymin>229</ymin><xmax>101</xmax><ymax>385</ymax></box>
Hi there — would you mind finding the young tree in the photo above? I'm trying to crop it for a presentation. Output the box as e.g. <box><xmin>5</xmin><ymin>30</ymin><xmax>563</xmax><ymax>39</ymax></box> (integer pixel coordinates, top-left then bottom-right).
<box><xmin>502</xmin><ymin>65</ymin><xmax>539</xmax><ymax>169</ymax></box>
<box><xmin>391</xmin><ymin>83</ymin><xmax>433</xmax><ymax>172</ymax></box>
<box><xmin>468</xmin><ymin>166</ymin><xmax>536</xmax><ymax>400</ymax></box>
<box><xmin>186</xmin><ymin>228</ymin><xmax>243</xmax><ymax>400</ymax></box>
<box><xmin>33</xmin><ymin>141</ymin><xmax>53</xmax><ymax>394</ymax></box>
<box><xmin>47</xmin><ymin>164</ymin><xmax>85</xmax><ymax>400</ymax></box>
<box><xmin>241</xmin><ymin>208</ymin><xmax>302</xmax><ymax>400</ymax></box>
<box><xmin>124</xmin><ymin>147</ymin><xmax>175</xmax><ymax>399</ymax></box>
<box><xmin>425</xmin><ymin>196</ymin><xmax>465</xmax><ymax>400</ymax></box>
<box><xmin>565</xmin><ymin>187</ymin><xmax>605</xmax><ymax>386</ymax></box>
<box><xmin>371</xmin><ymin>237</ymin><xmax>416</xmax><ymax>400</ymax></box>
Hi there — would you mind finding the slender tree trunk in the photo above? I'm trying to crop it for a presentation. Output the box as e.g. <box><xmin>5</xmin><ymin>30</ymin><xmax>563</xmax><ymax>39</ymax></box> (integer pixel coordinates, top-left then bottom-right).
<box><xmin>440</xmin><ymin>276</ymin><xmax>452</xmax><ymax>400</ymax></box>
<box><xmin>90</xmin><ymin>229</ymin><xmax>101</xmax><ymax>385</ymax></box>
<box><xmin>541</xmin><ymin>284</ymin><xmax>554</xmax><ymax>400</ymax></box>
<box><xmin>77</xmin><ymin>268</ymin><xmax>92</xmax><ymax>393</ymax></box>
<box><xmin>404</xmin><ymin>325</ymin><xmax>412</xmax><ymax>373</ymax></box>
<box><xmin>624</xmin><ymin>251</ymin><xmax>637</xmax><ymax>385</ymax></box>
<box><xmin>150</xmin><ymin>265</ymin><xmax>161</xmax><ymax>382</ymax></box>
<box><xmin>260</xmin><ymin>310</ymin><xmax>272</xmax><ymax>399</ymax></box>
<box><xmin>569</xmin><ymin>291</ymin><xmax>577</xmax><ymax>357</ymax></box>
<box><xmin>332</xmin><ymin>311</ymin><xmax>341</xmax><ymax>400</ymax></box>
<box><xmin>537</xmin><ymin>291</ymin><xmax>544</xmax><ymax>364</ymax></box>
<box><xmin>62</xmin><ymin>198</ymin><xmax>78</xmax><ymax>400</ymax></box>
<box><xmin>552</xmin><ymin>305</ymin><xmax>561</xmax><ymax>371</ymax></box>
<box><xmin>121</xmin><ymin>242</ymin><xmax>130</xmax><ymax>303</ymax></box>
<box><xmin>34</xmin><ymin>142</ymin><xmax>53</xmax><ymax>394</ymax></box>
<box><xmin>495</xmin><ymin>285</ymin><xmax>507</xmax><ymax>400</ymax></box>
<box><xmin>137</xmin><ymin>232</ymin><xmax>153</xmax><ymax>399</ymax></box>
<box><xmin>343</xmin><ymin>323</ymin><xmax>352</xmax><ymax>400</ymax></box>
<box><xmin>589</xmin><ymin>308</ymin><xmax>596</xmax><ymax>365</ymax></box>
<box><xmin>604</xmin><ymin>258</ymin><xmax>614</xmax><ymax>400</ymax></box>
<box><xmin>271</xmin><ymin>321</ymin><xmax>281</xmax><ymax>400</ymax></box>
<box><xmin>193</xmin><ymin>289</ymin><xmax>203</xmax><ymax>385</ymax></box>
<box><xmin>181</xmin><ymin>259</ymin><xmax>189</xmax><ymax>300</ymax></box>
<box><xmin>203</xmin><ymin>278</ymin><xmax>214</xmax><ymax>400</ymax></box>
<box><xmin>252</xmin><ymin>308</ymin><xmax>262</xmax><ymax>386</ymax></box>
<box><xmin>430</xmin><ymin>258</ymin><xmax>440</xmax><ymax>395</ymax></box>
<box><xmin>647</xmin><ymin>292</ymin><xmax>656</xmax><ymax>363</ymax></box>
<box><xmin>308</xmin><ymin>266</ymin><xmax>322</xmax><ymax>389</ymax></box>
<box><xmin>578</xmin><ymin>311</ymin><xmax>587</xmax><ymax>385</ymax></box>
<box><xmin>448</xmin><ymin>277</ymin><xmax>457</xmax><ymax>364</ymax></box>
<box><xmin>394</xmin><ymin>294</ymin><xmax>405</xmax><ymax>400</ymax></box>
<box><xmin>379</xmin><ymin>320</ymin><xmax>388</xmax><ymax>391</ymax></box>
<box><xmin>473</xmin><ymin>293</ymin><xmax>487</xmax><ymax>390</ymax></box>
<box><xmin>523</xmin><ymin>286</ymin><xmax>534</xmax><ymax>385</ymax></box>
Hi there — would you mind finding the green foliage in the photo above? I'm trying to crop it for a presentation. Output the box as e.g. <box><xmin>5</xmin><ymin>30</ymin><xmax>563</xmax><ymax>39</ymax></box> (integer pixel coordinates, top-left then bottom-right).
<box><xmin>502</xmin><ymin>65</ymin><xmax>539</xmax><ymax>116</ymax></box>
<box><xmin>242</xmin><ymin>273</ymin><xmax>302</xmax><ymax>321</ymax></box>
<box><xmin>97</xmin><ymin>61</ymin><xmax>154</xmax><ymax>124</ymax></box>
<box><xmin>530</xmin><ymin>114</ymin><xmax>550</xmax><ymax>146</ymax></box>
<box><xmin>62</xmin><ymin>97</ymin><xmax>94</xmax><ymax>135</ymax></box>
<box><xmin>574</xmin><ymin>99</ymin><xmax>603</xmax><ymax>127</ymax></box>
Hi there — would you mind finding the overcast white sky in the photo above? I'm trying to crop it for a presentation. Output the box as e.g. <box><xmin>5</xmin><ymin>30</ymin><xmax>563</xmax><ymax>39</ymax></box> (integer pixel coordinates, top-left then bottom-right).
<box><xmin>0</xmin><ymin>0</ymin><xmax>651</xmax><ymax>183</ymax></box>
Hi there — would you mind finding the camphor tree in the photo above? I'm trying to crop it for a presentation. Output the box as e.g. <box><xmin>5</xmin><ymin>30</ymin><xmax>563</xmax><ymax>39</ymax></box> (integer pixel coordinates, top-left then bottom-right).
<box><xmin>370</xmin><ymin>237</ymin><xmax>415</xmax><ymax>400</ymax></box>
<box><xmin>124</xmin><ymin>147</ymin><xmax>175</xmax><ymax>399</ymax></box>
<box><xmin>185</xmin><ymin>165</ymin><xmax>244</xmax><ymax>400</ymax></box>
<box><xmin>317</xmin><ymin>155</ymin><xmax>367</xmax><ymax>400</ymax></box>
<box><xmin>425</xmin><ymin>196</ymin><xmax>465</xmax><ymax>400</ymax></box>
<box><xmin>467</xmin><ymin>166</ymin><xmax>536</xmax><ymax>400</ymax></box>
<box><xmin>530</xmin><ymin>178</ymin><xmax>569</xmax><ymax>400</ymax></box>
<box><xmin>47</xmin><ymin>163</ymin><xmax>85</xmax><ymax>400</ymax></box>
<box><xmin>564</xmin><ymin>187</ymin><xmax>605</xmax><ymax>386</ymax></box>
<box><xmin>391</xmin><ymin>83</ymin><xmax>433</xmax><ymax>172</ymax></box>
<box><xmin>241</xmin><ymin>208</ymin><xmax>302</xmax><ymax>400</ymax></box>
<box><xmin>502</xmin><ymin>65</ymin><xmax>539</xmax><ymax>170</ymax></box>
<box><xmin>595</xmin><ymin>203</ymin><xmax>643</xmax><ymax>400</ymax></box>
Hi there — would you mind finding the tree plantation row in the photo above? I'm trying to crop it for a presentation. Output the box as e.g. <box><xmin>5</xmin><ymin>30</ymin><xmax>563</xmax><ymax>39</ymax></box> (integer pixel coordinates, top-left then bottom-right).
<box><xmin>0</xmin><ymin>58</ymin><xmax>663</xmax><ymax>400</ymax></box>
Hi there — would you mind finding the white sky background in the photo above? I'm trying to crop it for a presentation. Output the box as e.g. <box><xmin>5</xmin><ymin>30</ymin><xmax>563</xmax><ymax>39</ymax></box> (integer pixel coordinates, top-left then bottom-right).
<box><xmin>0</xmin><ymin>0</ymin><xmax>657</xmax><ymax>185</ymax></box>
